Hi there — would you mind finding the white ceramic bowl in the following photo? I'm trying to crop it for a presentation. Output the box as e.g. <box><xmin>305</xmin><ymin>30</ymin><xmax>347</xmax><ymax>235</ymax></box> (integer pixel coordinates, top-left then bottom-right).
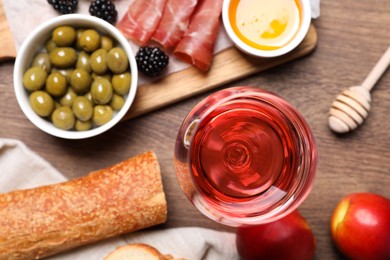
<box><xmin>222</xmin><ymin>0</ymin><xmax>311</xmax><ymax>58</ymax></box>
<box><xmin>14</xmin><ymin>14</ymin><xmax>138</xmax><ymax>139</ymax></box>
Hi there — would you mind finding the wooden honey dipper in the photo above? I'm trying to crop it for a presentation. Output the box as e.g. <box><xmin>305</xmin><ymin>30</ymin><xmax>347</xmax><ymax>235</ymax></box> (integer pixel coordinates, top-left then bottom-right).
<box><xmin>328</xmin><ymin>46</ymin><xmax>390</xmax><ymax>133</ymax></box>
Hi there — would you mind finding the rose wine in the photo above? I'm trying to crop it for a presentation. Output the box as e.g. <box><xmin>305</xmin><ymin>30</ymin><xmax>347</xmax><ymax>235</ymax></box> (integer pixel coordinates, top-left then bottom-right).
<box><xmin>174</xmin><ymin>87</ymin><xmax>317</xmax><ymax>226</ymax></box>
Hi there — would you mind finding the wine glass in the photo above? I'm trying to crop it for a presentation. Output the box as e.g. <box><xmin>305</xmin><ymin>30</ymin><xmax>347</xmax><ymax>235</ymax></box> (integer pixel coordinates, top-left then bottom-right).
<box><xmin>174</xmin><ymin>86</ymin><xmax>317</xmax><ymax>226</ymax></box>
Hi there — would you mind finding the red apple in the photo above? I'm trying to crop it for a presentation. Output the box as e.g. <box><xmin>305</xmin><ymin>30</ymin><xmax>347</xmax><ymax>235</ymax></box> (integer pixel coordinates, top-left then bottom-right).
<box><xmin>236</xmin><ymin>210</ymin><xmax>316</xmax><ymax>260</ymax></box>
<box><xmin>330</xmin><ymin>192</ymin><xmax>390</xmax><ymax>260</ymax></box>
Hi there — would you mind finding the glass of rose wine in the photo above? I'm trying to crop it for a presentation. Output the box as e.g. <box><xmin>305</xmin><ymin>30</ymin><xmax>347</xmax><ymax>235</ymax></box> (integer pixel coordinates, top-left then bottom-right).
<box><xmin>174</xmin><ymin>86</ymin><xmax>317</xmax><ymax>226</ymax></box>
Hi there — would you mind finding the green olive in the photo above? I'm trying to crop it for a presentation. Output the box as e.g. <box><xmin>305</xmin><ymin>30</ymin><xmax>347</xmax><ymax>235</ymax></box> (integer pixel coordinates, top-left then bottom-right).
<box><xmin>101</xmin><ymin>35</ymin><xmax>114</xmax><ymax>51</ymax></box>
<box><xmin>52</xmin><ymin>26</ymin><xmax>76</xmax><ymax>47</ymax></box>
<box><xmin>70</xmin><ymin>68</ymin><xmax>92</xmax><ymax>94</ymax></box>
<box><xmin>29</xmin><ymin>91</ymin><xmax>54</xmax><ymax>117</ymax></box>
<box><xmin>76</xmin><ymin>51</ymin><xmax>91</xmax><ymax>73</ymax></box>
<box><xmin>106</xmin><ymin>47</ymin><xmax>128</xmax><ymax>74</ymax></box>
<box><xmin>93</xmin><ymin>105</ymin><xmax>113</xmax><ymax>126</ymax></box>
<box><xmin>75</xmin><ymin>119</ymin><xmax>92</xmax><ymax>131</ymax></box>
<box><xmin>91</xmin><ymin>78</ymin><xmax>113</xmax><ymax>105</ymax></box>
<box><xmin>50</xmin><ymin>47</ymin><xmax>77</xmax><ymax>68</ymax></box>
<box><xmin>84</xmin><ymin>92</ymin><xmax>93</xmax><ymax>103</ymax></box>
<box><xmin>45</xmin><ymin>39</ymin><xmax>57</xmax><ymax>52</ymax></box>
<box><xmin>79</xmin><ymin>29</ymin><xmax>101</xmax><ymax>52</ymax></box>
<box><xmin>59</xmin><ymin>88</ymin><xmax>77</xmax><ymax>106</ymax></box>
<box><xmin>46</xmin><ymin>72</ymin><xmax>67</xmax><ymax>97</ymax></box>
<box><xmin>51</xmin><ymin>106</ymin><xmax>75</xmax><ymax>130</ymax></box>
<box><xmin>23</xmin><ymin>67</ymin><xmax>47</xmax><ymax>91</ymax></box>
<box><xmin>110</xmin><ymin>94</ymin><xmax>125</xmax><ymax>111</ymax></box>
<box><xmin>72</xmin><ymin>96</ymin><xmax>93</xmax><ymax>121</ymax></box>
<box><xmin>90</xmin><ymin>49</ymin><xmax>108</xmax><ymax>74</ymax></box>
<box><xmin>112</xmin><ymin>72</ymin><xmax>131</xmax><ymax>95</ymax></box>
<box><xmin>32</xmin><ymin>53</ymin><xmax>51</xmax><ymax>73</ymax></box>
<box><xmin>75</xmin><ymin>28</ymin><xmax>85</xmax><ymax>50</ymax></box>
<box><xmin>52</xmin><ymin>68</ymin><xmax>73</xmax><ymax>84</ymax></box>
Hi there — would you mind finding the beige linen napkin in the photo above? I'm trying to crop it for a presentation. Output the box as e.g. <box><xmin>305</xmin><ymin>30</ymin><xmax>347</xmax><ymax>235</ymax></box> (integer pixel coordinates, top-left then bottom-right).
<box><xmin>0</xmin><ymin>138</ymin><xmax>238</xmax><ymax>259</ymax></box>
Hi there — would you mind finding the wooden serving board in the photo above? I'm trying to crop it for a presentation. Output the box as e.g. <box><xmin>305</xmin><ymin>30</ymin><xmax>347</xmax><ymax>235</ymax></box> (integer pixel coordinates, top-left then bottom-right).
<box><xmin>0</xmin><ymin>0</ymin><xmax>16</xmax><ymax>61</ymax></box>
<box><xmin>0</xmin><ymin>1</ymin><xmax>317</xmax><ymax>120</ymax></box>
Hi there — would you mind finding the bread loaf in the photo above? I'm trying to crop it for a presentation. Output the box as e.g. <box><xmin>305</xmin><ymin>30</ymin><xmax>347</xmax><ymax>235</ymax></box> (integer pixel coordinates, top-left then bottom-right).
<box><xmin>0</xmin><ymin>151</ymin><xmax>167</xmax><ymax>260</ymax></box>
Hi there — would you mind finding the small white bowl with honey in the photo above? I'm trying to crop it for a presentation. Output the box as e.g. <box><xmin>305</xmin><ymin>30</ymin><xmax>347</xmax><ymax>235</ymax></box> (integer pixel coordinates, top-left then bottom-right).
<box><xmin>222</xmin><ymin>0</ymin><xmax>311</xmax><ymax>58</ymax></box>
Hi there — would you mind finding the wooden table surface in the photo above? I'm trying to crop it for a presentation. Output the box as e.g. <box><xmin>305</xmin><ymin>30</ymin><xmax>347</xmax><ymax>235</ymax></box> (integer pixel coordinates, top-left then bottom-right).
<box><xmin>1</xmin><ymin>1</ymin><xmax>390</xmax><ymax>259</ymax></box>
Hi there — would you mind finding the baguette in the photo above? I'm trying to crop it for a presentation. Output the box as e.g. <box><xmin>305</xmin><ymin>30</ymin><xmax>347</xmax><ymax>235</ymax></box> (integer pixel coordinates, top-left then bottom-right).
<box><xmin>0</xmin><ymin>151</ymin><xmax>167</xmax><ymax>260</ymax></box>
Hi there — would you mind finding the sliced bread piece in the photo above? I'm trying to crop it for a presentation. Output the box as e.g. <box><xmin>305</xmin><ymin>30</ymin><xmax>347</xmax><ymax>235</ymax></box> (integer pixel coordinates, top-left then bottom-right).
<box><xmin>104</xmin><ymin>243</ymin><xmax>177</xmax><ymax>260</ymax></box>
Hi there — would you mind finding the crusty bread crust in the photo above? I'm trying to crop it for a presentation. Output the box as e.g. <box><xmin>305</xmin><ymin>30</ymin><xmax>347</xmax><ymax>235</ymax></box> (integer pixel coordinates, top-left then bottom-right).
<box><xmin>0</xmin><ymin>151</ymin><xmax>167</xmax><ymax>260</ymax></box>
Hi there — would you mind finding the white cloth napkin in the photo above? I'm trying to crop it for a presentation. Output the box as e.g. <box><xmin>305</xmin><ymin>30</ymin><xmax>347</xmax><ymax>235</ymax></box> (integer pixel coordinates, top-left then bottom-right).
<box><xmin>3</xmin><ymin>0</ymin><xmax>320</xmax><ymax>85</ymax></box>
<box><xmin>0</xmin><ymin>138</ymin><xmax>238</xmax><ymax>259</ymax></box>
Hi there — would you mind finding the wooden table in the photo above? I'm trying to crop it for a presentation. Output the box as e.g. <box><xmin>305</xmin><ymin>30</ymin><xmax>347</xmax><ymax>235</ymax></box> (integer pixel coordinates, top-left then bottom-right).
<box><xmin>1</xmin><ymin>1</ymin><xmax>389</xmax><ymax>259</ymax></box>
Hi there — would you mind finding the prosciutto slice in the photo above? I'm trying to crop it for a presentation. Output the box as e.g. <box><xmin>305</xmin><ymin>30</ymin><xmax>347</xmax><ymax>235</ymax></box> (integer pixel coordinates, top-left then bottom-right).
<box><xmin>173</xmin><ymin>0</ymin><xmax>223</xmax><ymax>72</ymax></box>
<box><xmin>151</xmin><ymin>0</ymin><xmax>198</xmax><ymax>50</ymax></box>
<box><xmin>117</xmin><ymin>0</ymin><xmax>167</xmax><ymax>45</ymax></box>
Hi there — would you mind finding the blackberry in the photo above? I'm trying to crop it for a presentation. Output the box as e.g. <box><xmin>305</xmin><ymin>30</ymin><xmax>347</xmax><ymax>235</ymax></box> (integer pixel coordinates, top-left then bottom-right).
<box><xmin>89</xmin><ymin>0</ymin><xmax>118</xmax><ymax>24</ymax></box>
<box><xmin>136</xmin><ymin>47</ymin><xmax>169</xmax><ymax>77</ymax></box>
<box><xmin>47</xmin><ymin>0</ymin><xmax>78</xmax><ymax>14</ymax></box>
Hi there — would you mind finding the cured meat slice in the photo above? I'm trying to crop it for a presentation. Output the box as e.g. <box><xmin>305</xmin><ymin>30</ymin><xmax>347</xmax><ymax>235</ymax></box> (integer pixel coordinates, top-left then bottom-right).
<box><xmin>173</xmin><ymin>0</ymin><xmax>223</xmax><ymax>72</ymax></box>
<box><xmin>117</xmin><ymin>0</ymin><xmax>167</xmax><ymax>45</ymax></box>
<box><xmin>151</xmin><ymin>0</ymin><xmax>198</xmax><ymax>50</ymax></box>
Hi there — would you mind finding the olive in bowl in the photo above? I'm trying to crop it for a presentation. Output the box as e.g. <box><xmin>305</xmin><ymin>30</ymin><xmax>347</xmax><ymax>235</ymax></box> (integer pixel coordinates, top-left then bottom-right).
<box><xmin>14</xmin><ymin>14</ymin><xmax>138</xmax><ymax>139</ymax></box>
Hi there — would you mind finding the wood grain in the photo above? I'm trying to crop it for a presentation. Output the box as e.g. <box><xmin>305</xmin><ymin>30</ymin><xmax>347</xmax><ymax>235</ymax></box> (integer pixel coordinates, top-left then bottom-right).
<box><xmin>124</xmin><ymin>24</ymin><xmax>317</xmax><ymax>120</ymax></box>
<box><xmin>0</xmin><ymin>0</ymin><xmax>16</xmax><ymax>61</ymax></box>
<box><xmin>0</xmin><ymin>1</ymin><xmax>390</xmax><ymax>260</ymax></box>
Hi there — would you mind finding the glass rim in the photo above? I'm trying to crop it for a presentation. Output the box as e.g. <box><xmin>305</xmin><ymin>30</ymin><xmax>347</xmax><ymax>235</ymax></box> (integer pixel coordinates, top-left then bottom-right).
<box><xmin>177</xmin><ymin>86</ymin><xmax>317</xmax><ymax>226</ymax></box>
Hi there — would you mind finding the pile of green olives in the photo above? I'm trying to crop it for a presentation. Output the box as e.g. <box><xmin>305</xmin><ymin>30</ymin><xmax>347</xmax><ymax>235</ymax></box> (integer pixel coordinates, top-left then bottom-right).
<box><xmin>23</xmin><ymin>25</ymin><xmax>132</xmax><ymax>131</ymax></box>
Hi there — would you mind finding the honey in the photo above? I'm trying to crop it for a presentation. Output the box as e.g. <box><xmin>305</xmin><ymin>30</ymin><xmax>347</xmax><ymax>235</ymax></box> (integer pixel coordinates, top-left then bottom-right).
<box><xmin>229</xmin><ymin>0</ymin><xmax>302</xmax><ymax>50</ymax></box>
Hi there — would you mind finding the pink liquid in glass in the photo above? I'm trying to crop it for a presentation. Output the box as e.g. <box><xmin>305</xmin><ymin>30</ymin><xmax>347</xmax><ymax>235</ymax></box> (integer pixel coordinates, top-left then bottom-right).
<box><xmin>174</xmin><ymin>87</ymin><xmax>317</xmax><ymax>226</ymax></box>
